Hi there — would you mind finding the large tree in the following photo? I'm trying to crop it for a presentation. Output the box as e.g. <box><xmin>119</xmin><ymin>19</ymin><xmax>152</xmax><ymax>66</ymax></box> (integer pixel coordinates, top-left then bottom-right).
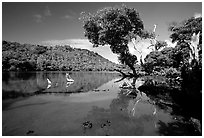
<box><xmin>80</xmin><ymin>5</ymin><xmax>153</xmax><ymax>77</ymax></box>
<box><xmin>169</xmin><ymin>16</ymin><xmax>202</xmax><ymax>96</ymax></box>
<box><xmin>168</xmin><ymin>16</ymin><xmax>202</xmax><ymax>68</ymax></box>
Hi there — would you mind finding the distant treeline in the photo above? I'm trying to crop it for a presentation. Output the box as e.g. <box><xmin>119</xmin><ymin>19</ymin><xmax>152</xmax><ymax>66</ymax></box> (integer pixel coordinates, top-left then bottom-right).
<box><xmin>2</xmin><ymin>41</ymin><xmax>122</xmax><ymax>71</ymax></box>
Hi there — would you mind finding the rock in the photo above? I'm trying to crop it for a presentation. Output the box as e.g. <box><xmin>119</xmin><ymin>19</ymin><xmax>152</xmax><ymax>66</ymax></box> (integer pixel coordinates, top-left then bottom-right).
<box><xmin>106</xmin><ymin>120</ymin><xmax>111</xmax><ymax>126</ymax></box>
<box><xmin>93</xmin><ymin>89</ymin><xmax>100</xmax><ymax>92</ymax></box>
<box><xmin>82</xmin><ymin>121</ymin><xmax>93</xmax><ymax>129</ymax></box>
<box><xmin>101</xmin><ymin>123</ymin><xmax>106</xmax><ymax>128</ymax></box>
<box><xmin>26</xmin><ymin>130</ymin><xmax>34</xmax><ymax>135</ymax></box>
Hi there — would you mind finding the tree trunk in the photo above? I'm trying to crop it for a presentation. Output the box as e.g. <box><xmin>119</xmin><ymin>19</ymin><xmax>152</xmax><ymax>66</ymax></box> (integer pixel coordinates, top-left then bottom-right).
<box><xmin>115</xmin><ymin>63</ymin><xmax>137</xmax><ymax>78</ymax></box>
<box><xmin>126</xmin><ymin>62</ymin><xmax>137</xmax><ymax>77</ymax></box>
<box><xmin>115</xmin><ymin>69</ymin><xmax>127</xmax><ymax>77</ymax></box>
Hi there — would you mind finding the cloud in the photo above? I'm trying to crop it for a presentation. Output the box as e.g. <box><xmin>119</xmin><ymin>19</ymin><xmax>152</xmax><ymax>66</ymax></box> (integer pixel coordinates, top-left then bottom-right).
<box><xmin>33</xmin><ymin>6</ymin><xmax>51</xmax><ymax>23</ymax></box>
<box><xmin>44</xmin><ymin>6</ymin><xmax>52</xmax><ymax>16</ymax></box>
<box><xmin>61</xmin><ymin>10</ymin><xmax>77</xmax><ymax>20</ymax></box>
<box><xmin>61</xmin><ymin>15</ymin><xmax>73</xmax><ymax>19</ymax></box>
<box><xmin>33</xmin><ymin>14</ymin><xmax>43</xmax><ymax>23</ymax></box>
<box><xmin>42</xmin><ymin>39</ymin><xmax>90</xmax><ymax>48</ymax></box>
<box><xmin>194</xmin><ymin>13</ymin><xmax>202</xmax><ymax>19</ymax></box>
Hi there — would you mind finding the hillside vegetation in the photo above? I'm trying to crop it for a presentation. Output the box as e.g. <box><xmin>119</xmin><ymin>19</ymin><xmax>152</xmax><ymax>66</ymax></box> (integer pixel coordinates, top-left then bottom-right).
<box><xmin>2</xmin><ymin>40</ymin><xmax>121</xmax><ymax>71</ymax></box>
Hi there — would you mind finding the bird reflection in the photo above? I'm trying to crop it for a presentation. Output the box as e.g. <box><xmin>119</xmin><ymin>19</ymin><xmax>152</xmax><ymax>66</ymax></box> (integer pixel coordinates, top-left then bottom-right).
<box><xmin>46</xmin><ymin>73</ymin><xmax>74</xmax><ymax>90</ymax></box>
<box><xmin>66</xmin><ymin>73</ymin><xmax>74</xmax><ymax>88</ymax></box>
<box><xmin>66</xmin><ymin>81</ymin><xmax>74</xmax><ymax>88</ymax></box>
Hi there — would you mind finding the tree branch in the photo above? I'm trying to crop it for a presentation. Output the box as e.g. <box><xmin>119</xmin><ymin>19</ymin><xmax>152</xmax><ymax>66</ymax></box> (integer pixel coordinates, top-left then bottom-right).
<box><xmin>115</xmin><ymin>69</ymin><xmax>127</xmax><ymax>76</ymax></box>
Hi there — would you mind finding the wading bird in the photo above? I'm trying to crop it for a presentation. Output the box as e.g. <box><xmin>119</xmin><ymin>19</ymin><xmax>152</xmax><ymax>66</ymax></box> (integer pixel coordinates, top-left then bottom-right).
<box><xmin>47</xmin><ymin>78</ymin><xmax>52</xmax><ymax>89</ymax></box>
<box><xmin>66</xmin><ymin>73</ymin><xmax>74</xmax><ymax>82</ymax></box>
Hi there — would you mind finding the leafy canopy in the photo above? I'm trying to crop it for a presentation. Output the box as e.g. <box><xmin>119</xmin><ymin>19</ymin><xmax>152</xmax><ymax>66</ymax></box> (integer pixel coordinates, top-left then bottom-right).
<box><xmin>169</xmin><ymin>17</ymin><xmax>202</xmax><ymax>44</ymax></box>
<box><xmin>169</xmin><ymin>16</ymin><xmax>202</xmax><ymax>67</ymax></box>
<box><xmin>81</xmin><ymin>5</ymin><xmax>145</xmax><ymax>48</ymax></box>
<box><xmin>80</xmin><ymin>5</ymin><xmax>153</xmax><ymax>72</ymax></box>
<box><xmin>143</xmin><ymin>47</ymin><xmax>176</xmax><ymax>73</ymax></box>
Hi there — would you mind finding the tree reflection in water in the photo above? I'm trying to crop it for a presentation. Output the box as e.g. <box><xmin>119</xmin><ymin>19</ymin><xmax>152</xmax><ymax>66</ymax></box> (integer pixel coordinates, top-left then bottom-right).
<box><xmin>82</xmin><ymin>77</ymin><xmax>159</xmax><ymax>136</ymax></box>
<box><xmin>82</xmin><ymin>76</ymin><xmax>200</xmax><ymax>136</ymax></box>
<box><xmin>2</xmin><ymin>72</ymin><xmax>118</xmax><ymax>99</ymax></box>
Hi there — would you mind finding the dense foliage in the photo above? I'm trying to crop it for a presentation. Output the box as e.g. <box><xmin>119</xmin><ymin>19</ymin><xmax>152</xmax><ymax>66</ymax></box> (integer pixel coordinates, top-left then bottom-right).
<box><xmin>139</xmin><ymin>16</ymin><xmax>202</xmax><ymax>131</ymax></box>
<box><xmin>169</xmin><ymin>16</ymin><xmax>202</xmax><ymax>67</ymax></box>
<box><xmin>143</xmin><ymin>16</ymin><xmax>202</xmax><ymax>75</ymax></box>
<box><xmin>143</xmin><ymin>46</ymin><xmax>176</xmax><ymax>75</ymax></box>
<box><xmin>169</xmin><ymin>16</ymin><xmax>202</xmax><ymax>97</ymax></box>
<box><xmin>2</xmin><ymin>41</ymin><xmax>121</xmax><ymax>71</ymax></box>
<box><xmin>80</xmin><ymin>5</ymin><xmax>153</xmax><ymax>76</ymax></box>
<box><xmin>154</xmin><ymin>40</ymin><xmax>167</xmax><ymax>51</ymax></box>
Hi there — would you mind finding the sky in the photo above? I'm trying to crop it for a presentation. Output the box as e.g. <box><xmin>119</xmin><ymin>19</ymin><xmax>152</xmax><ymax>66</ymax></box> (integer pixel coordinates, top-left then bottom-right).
<box><xmin>2</xmin><ymin>2</ymin><xmax>202</xmax><ymax>63</ymax></box>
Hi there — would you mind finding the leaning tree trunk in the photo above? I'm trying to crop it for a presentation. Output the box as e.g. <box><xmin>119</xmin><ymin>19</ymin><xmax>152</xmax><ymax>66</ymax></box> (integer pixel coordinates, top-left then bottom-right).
<box><xmin>115</xmin><ymin>61</ymin><xmax>137</xmax><ymax>78</ymax></box>
<box><xmin>127</xmin><ymin>62</ymin><xmax>137</xmax><ymax>77</ymax></box>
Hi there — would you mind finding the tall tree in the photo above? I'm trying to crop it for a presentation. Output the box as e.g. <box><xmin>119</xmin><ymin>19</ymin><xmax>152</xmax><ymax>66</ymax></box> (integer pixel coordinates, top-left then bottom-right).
<box><xmin>169</xmin><ymin>16</ymin><xmax>202</xmax><ymax>96</ymax></box>
<box><xmin>168</xmin><ymin>16</ymin><xmax>202</xmax><ymax>68</ymax></box>
<box><xmin>80</xmin><ymin>5</ymin><xmax>153</xmax><ymax>77</ymax></box>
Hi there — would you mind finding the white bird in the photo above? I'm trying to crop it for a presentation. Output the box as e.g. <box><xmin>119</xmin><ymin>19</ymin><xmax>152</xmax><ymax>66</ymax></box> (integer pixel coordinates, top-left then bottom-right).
<box><xmin>47</xmin><ymin>78</ymin><xmax>52</xmax><ymax>89</ymax></box>
<box><xmin>47</xmin><ymin>78</ymin><xmax>51</xmax><ymax>84</ymax></box>
<box><xmin>153</xmin><ymin>107</ymin><xmax>157</xmax><ymax>115</ymax></box>
<box><xmin>66</xmin><ymin>81</ymin><xmax>74</xmax><ymax>88</ymax></box>
<box><xmin>66</xmin><ymin>73</ymin><xmax>74</xmax><ymax>82</ymax></box>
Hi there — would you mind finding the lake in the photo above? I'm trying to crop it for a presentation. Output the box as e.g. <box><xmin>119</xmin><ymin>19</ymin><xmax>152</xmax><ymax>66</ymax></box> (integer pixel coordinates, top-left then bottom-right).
<box><xmin>2</xmin><ymin>72</ymin><xmax>198</xmax><ymax>136</ymax></box>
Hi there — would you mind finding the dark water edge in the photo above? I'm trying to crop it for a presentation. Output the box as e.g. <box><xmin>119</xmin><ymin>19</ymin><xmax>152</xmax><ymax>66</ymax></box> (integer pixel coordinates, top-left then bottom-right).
<box><xmin>2</xmin><ymin>72</ymin><xmax>202</xmax><ymax>136</ymax></box>
<box><xmin>138</xmin><ymin>75</ymin><xmax>202</xmax><ymax>135</ymax></box>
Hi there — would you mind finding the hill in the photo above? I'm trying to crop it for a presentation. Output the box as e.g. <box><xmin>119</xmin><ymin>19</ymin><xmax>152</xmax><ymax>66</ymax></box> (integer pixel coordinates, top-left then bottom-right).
<box><xmin>2</xmin><ymin>40</ymin><xmax>122</xmax><ymax>71</ymax></box>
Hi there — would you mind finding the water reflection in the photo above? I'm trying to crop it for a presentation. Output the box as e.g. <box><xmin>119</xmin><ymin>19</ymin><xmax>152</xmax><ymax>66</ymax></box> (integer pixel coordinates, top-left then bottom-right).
<box><xmin>2</xmin><ymin>73</ymin><xmax>199</xmax><ymax>136</ymax></box>
<box><xmin>2</xmin><ymin>72</ymin><xmax>119</xmax><ymax>99</ymax></box>
<box><xmin>82</xmin><ymin>81</ymin><xmax>170</xmax><ymax>136</ymax></box>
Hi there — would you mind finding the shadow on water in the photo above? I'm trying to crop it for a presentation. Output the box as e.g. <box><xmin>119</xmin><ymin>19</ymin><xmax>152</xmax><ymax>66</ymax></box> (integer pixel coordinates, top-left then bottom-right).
<box><xmin>138</xmin><ymin>76</ymin><xmax>202</xmax><ymax>135</ymax></box>
<box><xmin>3</xmin><ymin>72</ymin><xmax>35</xmax><ymax>84</ymax></box>
<box><xmin>157</xmin><ymin>120</ymin><xmax>200</xmax><ymax>136</ymax></box>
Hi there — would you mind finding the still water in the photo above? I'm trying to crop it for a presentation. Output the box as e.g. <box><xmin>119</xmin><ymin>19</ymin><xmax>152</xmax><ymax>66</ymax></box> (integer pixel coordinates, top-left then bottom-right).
<box><xmin>2</xmin><ymin>72</ymin><xmax>193</xmax><ymax>136</ymax></box>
